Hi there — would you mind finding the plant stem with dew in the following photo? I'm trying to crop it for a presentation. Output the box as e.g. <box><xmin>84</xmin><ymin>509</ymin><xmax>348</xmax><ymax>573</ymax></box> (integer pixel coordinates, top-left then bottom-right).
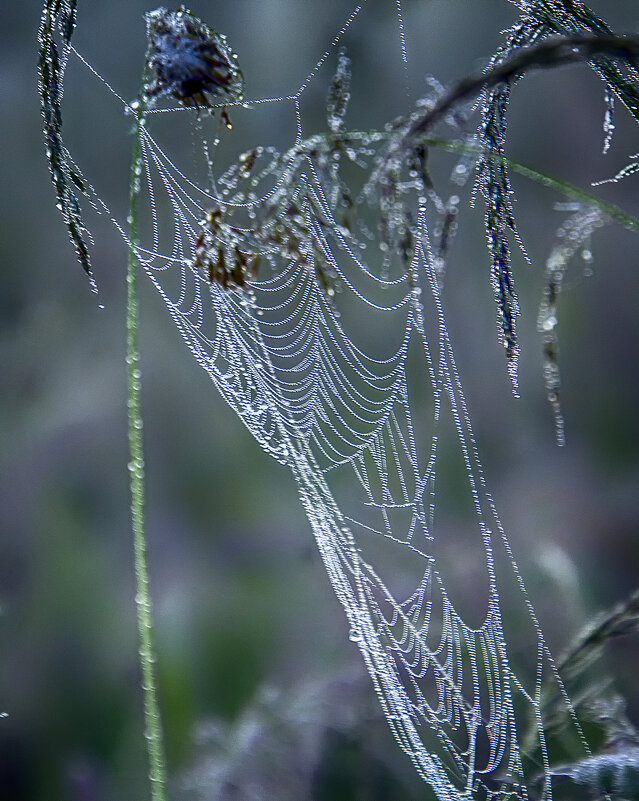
<box><xmin>127</xmin><ymin>92</ymin><xmax>168</xmax><ymax>801</ymax></box>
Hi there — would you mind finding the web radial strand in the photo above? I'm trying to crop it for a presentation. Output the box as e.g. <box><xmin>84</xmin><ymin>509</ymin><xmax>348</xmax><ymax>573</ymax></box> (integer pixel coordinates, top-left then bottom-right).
<box><xmin>52</xmin><ymin>4</ymin><xmax>601</xmax><ymax>796</ymax></box>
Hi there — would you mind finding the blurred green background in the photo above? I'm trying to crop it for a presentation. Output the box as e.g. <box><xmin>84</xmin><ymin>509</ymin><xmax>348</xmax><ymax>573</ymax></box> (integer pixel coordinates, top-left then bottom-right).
<box><xmin>2</xmin><ymin>1</ymin><xmax>639</xmax><ymax>799</ymax></box>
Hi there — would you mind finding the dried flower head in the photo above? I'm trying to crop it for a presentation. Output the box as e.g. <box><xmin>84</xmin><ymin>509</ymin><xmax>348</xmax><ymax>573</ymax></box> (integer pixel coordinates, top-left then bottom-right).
<box><xmin>143</xmin><ymin>6</ymin><xmax>244</xmax><ymax>110</ymax></box>
<box><xmin>191</xmin><ymin>208</ymin><xmax>260</xmax><ymax>290</ymax></box>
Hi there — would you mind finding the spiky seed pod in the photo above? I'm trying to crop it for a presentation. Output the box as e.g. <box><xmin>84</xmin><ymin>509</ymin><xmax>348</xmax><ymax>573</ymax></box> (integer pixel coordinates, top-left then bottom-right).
<box><xmin>143</xmin><ymin>6</ymin><xmax>244</xmax><ymax>110</ymax></box>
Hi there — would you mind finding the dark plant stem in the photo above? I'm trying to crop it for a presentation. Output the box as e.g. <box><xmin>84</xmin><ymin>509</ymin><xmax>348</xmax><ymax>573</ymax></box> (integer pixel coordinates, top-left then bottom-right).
<box><xmin>405</xmin><ymin>33</ymin><xmax>639</xmax><ymax>144</ymax></box>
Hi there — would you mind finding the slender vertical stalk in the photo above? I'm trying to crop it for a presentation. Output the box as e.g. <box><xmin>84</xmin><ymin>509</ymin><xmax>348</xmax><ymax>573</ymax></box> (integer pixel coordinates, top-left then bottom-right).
<box><xmin>127</xmin><ymin>97</ymin><xmax>167</xmax><ymax>801</ymax></box>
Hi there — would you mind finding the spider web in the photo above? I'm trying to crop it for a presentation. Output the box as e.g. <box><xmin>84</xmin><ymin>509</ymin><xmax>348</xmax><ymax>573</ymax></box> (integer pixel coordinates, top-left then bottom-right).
<box><xmin>43</xmin><ymin>2</ymin><xmax>597</xmax><ymax>799</ymax></box>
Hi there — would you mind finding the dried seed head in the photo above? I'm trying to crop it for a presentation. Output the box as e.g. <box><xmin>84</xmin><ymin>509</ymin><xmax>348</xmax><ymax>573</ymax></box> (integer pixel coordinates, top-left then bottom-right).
<box><xmin>143</xmin><ymin>6</ymin><xmax>244</xmax><ymax>109</ymax></box>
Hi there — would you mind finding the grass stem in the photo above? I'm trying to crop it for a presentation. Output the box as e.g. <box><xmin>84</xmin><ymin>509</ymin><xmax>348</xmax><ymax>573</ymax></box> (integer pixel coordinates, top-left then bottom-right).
<box><xmin>127</xmin><ymin>97</ymin><xmax>168</xmax><ymax>801</ymax></box>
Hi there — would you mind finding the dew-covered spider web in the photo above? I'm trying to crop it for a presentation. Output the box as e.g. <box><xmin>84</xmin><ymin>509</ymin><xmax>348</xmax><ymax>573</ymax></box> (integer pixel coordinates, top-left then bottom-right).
<box><xmin>39</xmin><ymin>1</ymin><xmax>620</xmax><ymax>799</ymax></box>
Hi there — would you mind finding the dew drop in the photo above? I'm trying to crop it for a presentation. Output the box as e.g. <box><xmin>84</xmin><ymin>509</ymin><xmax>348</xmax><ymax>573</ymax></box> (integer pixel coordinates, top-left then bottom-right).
<box><xmin>349</xmin><ymin>627</ymin><xmax>362</xmax><ymax>643</ymax></box>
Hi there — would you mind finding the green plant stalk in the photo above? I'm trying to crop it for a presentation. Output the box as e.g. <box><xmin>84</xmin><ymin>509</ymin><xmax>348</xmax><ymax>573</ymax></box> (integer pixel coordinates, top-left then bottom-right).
<box><xmin>127</xmin><ymin>97</ymin><xmax>168</xmax><ymax>801</ymax></box>
<box><xmin>422</xmin><ymin>136</ymin><xmax>639</xmax><ymax>232</ymax></box>
<box><xmin>323</xmin><ymin>130</ymin><xmax>639</xmax><ymax>231</ymax></box>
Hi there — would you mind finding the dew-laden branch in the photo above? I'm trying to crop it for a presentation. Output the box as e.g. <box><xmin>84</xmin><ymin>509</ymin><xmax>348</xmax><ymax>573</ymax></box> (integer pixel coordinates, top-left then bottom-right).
<box><xmin>402</xmin><ymin>34</ymin><xmax>639</xmax><ymax>145</ymax></box>
<box><xmin>379</xmin><ymin>31</ymin><xmax>639</xmax><ymax>420</ymax></box>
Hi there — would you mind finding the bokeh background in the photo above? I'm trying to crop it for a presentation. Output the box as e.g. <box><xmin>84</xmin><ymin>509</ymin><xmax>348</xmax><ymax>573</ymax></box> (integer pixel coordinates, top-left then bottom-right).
<box><xmin>2</xmin><ymin>1</ymin><xmax>639</xmax><ymax>799</ymax></box>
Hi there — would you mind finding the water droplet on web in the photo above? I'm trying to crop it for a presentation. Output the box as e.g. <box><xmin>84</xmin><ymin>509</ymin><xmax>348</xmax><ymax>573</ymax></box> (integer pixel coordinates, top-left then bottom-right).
<box><xmin>349</xmin><ymin>627</ymin><xmax>362</xmax><ymax>643</ymax></box>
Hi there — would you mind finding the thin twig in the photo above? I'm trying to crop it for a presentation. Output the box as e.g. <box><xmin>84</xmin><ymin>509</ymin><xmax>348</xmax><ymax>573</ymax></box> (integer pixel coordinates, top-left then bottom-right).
<box><xmin>406</xmin><ymin>34</ymin><xmax>639</xmax><ymax>144</ymax></box>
